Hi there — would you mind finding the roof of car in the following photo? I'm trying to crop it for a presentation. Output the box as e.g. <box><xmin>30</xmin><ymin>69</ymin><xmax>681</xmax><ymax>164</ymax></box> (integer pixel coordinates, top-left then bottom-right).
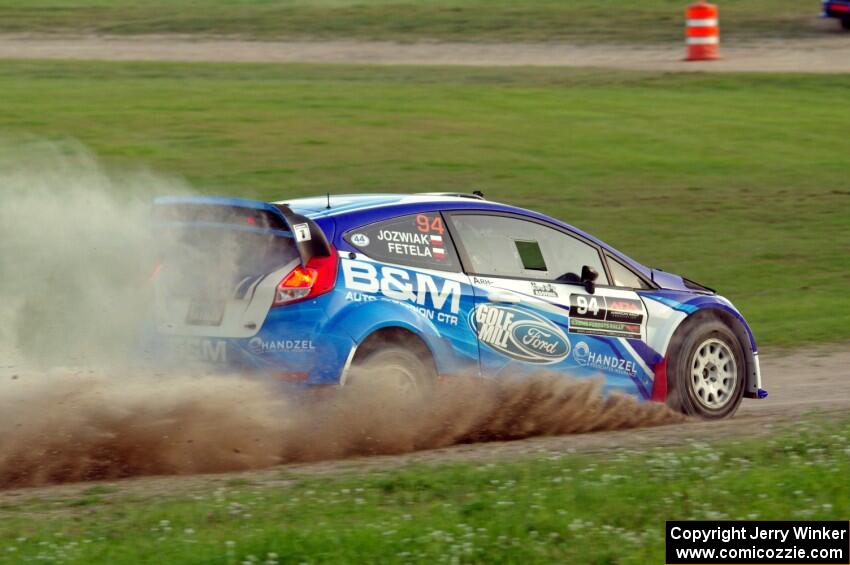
<box><xmin>156</xmin><ymin>192</ymin><xmax>657</xmax><ymax>283</ymax></box>
<box><xmin>280</xmin><ymin>191</ymin><xmax>611</xmax><ymax>249</ymax></box>
<box><xmin>277</xmin><ymin>193</ymin><xmax>660</xmax><ymax>282</ymax></box>
<box><xmin>278</xmin><ymin>193</ymin><xmax>504</xmax><ymax>219</ymax></box>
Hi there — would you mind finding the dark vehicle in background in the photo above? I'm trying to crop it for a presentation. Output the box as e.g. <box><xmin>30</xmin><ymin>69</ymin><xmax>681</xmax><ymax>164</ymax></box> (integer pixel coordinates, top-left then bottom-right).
<box><xmin>823</xmin><ymin>1</ymin><xmax>850</xmax><ymax>29</ymax></box>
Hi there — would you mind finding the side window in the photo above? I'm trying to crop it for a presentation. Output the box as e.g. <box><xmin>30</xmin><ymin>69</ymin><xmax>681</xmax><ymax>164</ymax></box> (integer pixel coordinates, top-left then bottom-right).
<box><xmin>607</xmin><ymin>255</ymin><xmax>651</xmax><ymax>289</ymax></box>
<box><xmin>345</xmin><ymin>212</ymin><xmax>460</xmax><ymax>272</ymax></box>
<box><xmin>449</xmin><ymin>214</ymin><xmax>609</xmax><ymax>284</ymax></box>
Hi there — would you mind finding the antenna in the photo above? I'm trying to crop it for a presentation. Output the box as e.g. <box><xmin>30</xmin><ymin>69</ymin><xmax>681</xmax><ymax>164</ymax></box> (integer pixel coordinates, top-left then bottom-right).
<box><xmin>326</xmin><ymin>192</ymin><xmax>331</xmax><ymax>209</ymax></box>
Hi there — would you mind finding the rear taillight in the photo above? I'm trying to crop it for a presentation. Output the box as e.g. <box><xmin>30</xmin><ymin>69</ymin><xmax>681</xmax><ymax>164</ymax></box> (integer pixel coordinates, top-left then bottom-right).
<box><xmin>273</xmin><ymin>248</ymin><xmax>338</xmax><ymax>307</ymax></box>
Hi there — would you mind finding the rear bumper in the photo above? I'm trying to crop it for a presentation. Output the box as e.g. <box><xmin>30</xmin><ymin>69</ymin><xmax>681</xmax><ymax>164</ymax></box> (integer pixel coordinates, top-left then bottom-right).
<box><xmin>141</xmin><ymin>298</ymin><xmax>356</xmax><ymax>385</ymax></box>
<box><xmin>142</xmin><ymin>331</ymin><xmax>355</xmax><ymax>385</ymax></box>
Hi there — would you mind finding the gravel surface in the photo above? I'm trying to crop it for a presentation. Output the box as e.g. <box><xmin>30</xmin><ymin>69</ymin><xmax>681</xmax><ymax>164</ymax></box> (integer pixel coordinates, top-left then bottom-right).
<box><xmin>1</xmin><ymin>35</ymin><xmax>849</xmax><ymax>72</ymax></box>
<box><xmin>1</xmin><ymin>345</ymin><xmax>847</xmax><ymax>498</ymax></box>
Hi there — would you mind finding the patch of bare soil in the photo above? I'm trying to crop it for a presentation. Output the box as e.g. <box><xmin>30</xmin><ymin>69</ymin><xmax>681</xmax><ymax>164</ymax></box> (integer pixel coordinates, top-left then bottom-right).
<box><xmin>0</xmin><ymin>35</ymin><xmax>849</xmax><ymax>73</ymax></box>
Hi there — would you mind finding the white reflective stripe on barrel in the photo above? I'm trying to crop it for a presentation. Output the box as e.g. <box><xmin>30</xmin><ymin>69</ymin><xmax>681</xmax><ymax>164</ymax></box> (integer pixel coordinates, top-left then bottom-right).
<box><xmin>686</xmin><ymin>36</ymin><xmax>719</xmax><ymax>45</ymax></box>
<box><xmin>687</xmin><ymin>18</ymin><xmax>718</xmax><ymax>27</ymax></box>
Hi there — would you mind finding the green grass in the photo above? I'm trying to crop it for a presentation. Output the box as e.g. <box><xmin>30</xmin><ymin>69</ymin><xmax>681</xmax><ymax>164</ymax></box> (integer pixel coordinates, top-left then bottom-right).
<box><xmin>0</xmin><ymin>0</ymin><xmax>830</xmax><ymax>43</ymax></box>
<box><xmin>1</xmin><ymin>417</ymin><xmax>848</xmax><ymax>563</ymax></box>
<box><xmin>1</xmin><ymin>61</ymin><xmax>848</xmax><ymax>347</ymax></box>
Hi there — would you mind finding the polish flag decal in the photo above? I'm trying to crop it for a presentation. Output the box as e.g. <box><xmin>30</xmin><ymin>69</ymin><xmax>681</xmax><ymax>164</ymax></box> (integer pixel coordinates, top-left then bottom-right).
<box><xmin>430</xmin><ymin>234</ymin><xmax>445</xmax><ymax>259</ymax></box>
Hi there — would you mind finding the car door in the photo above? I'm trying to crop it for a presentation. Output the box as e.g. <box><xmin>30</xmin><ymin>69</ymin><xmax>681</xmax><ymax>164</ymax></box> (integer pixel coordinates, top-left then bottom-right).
<box><xmin>446</xmin><ymin>212</ymin><xmax>655</xmax><ymax>399</ymax></box>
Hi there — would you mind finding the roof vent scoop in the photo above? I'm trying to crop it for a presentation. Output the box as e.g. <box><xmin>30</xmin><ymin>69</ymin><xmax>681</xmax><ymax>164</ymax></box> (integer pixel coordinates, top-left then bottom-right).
<box><xmin>418</xmin><ymin>191</ymin><xmax>485</xmax><ymax>200</ymax></box>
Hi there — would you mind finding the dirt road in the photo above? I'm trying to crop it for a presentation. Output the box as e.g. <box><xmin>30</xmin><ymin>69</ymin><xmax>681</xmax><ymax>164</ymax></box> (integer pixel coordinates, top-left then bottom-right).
<box><xmin>1</xmin><ymin>35</ymin><xmax>850</xmax><ymax>72</ymax></box>
<box><xmin>1</xmin><ymin>345</ymin><xmax>847</xmax><ymax>499</ymax></box>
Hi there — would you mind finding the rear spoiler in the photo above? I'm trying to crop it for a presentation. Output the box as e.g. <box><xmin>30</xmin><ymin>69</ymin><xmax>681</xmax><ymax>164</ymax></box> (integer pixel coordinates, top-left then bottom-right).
<box><xmin>153</xmin><ymin>196</ymin><xmax>333</xmax><ymax>266</ymax></box>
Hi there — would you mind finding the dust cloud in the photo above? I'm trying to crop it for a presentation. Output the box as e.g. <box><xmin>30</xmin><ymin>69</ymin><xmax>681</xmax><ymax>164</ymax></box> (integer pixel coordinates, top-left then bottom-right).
<box><xmin>0</xmin><ymin>370</ymin><xmax>685</xmax><ymax>489</ymax></box>
<box><xmin>0</xmin><ymin>139</ymin><xmax>188</xmax><ymax>366</ymax></box>
<box><xmin>0</xmin><ymin>142</ymin><xmax>684</xmax><ymax>490</ymax></box>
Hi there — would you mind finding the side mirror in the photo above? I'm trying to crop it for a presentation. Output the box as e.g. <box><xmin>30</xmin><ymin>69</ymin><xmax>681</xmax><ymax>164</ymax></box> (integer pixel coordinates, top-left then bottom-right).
<box><xmin>581</xmin><ymin>265</ymin><xmax>598</xmax><ymax>294</ymax></box>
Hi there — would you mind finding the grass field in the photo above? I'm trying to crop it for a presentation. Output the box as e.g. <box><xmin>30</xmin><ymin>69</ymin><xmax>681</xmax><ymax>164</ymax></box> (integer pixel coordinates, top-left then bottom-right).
<box><xmin>0</xmin><ymin>417</ymin><xmax>847</xmax><ymax>563</ymax></box>
<box><xmin>1</xmin><ymin>61</ymin><xmax>847</xmax><ymax>347</ymax></box>
<box><xmin>0</xmin><ymin>0</ymin><xmax>827</xmax><ymax>43</ymax></box>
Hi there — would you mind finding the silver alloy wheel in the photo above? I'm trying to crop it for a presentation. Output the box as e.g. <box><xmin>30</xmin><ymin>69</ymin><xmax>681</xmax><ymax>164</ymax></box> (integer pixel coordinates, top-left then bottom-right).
<box><xmin>365</xmin><ymin>359</ymin><xmax>420</xmax><ymax>395</ymax></box>
<box><xmin>689</xmin><ymin>338</ymin><xmax>737</xmax><ymax>410</ymax></box>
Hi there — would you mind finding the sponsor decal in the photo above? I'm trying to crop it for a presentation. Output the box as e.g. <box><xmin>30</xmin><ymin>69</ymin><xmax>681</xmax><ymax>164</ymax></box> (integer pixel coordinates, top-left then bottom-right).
<box><xmin>292</xmin><ymin>222</ymin><xmax>311</xmax><ymax>242</ymax></box>
<box><xmin>342</xmin><ymin>259</ymin><xmax>462</xmax><ymax>314</ymax></box>
<box><xmin>530</xmin><ymin>281</ymin><xmax>558</xmax><ymax>298</ymax></box>
<box><xmin>248</xmin><ymin>337</ymin><xmax>315</xmax><ymax>354</ymax></box>
<box><xmin>377</xmin><ymin>230</ymin><xmax>430</xmax><ymax>245</ymax></box>
<box><xmin>572</xmin><ymin>341</ymin><xmax>591</xmax><ymax>365</ymax></box>
<box><xmin>398</xmin><ymin>301</ymin><xmax>459</xmax><ymax>326</ymax></box>
<box><xmin>606</xmin><ymin>299</ymin><xmax>644</xmax><ymax>324</ymax></box>
<box><xmin>608</xmin><ymin>299</ymin><xmax>642</xmax><ymax>313</ymax></box>
<box><xmin>473</xmin><ymin>276</ymin><xmax>493</xmax><ymax>286</ymax></box>
<box><xmin>351</xmin><ymin>214</ymin><xmax>454</xmax><ymax>267</ymax></box>
<box><xmin>377</xmin><ymin>229</ymin><xmax>439</xmax><ymax>259</ymax></box>
<box><xmin>345</xmin><ymin>291</ymin><xmax>377</xmax><ymax>303</ymax></box>
<box><xmin>469</xmin><ymin>304</ymin><xmax>570</xmax><ymax>364</ymax></box>
<box><xmin>172</xmin><ymin>337</ymin><xmax>227</xmax><ymax>363</ymax></box>
<box><xmin>569</xmin><ymin>294</ymin><xmax>644</xmax><ymax>338</ymax></box>
<box><xmin>350</xmin><ymin>233</ymin><xmax>370</xmax><ymax>247</ymax></box>
<box><xmin>570</xmin><ymin>318</ymin><xmax>641</xmax><ymax>337</ymax></box>
<box><xmin>573</xmin><ymin>340</ymin><xmax>637</xmax><ymax>377</ymax></box>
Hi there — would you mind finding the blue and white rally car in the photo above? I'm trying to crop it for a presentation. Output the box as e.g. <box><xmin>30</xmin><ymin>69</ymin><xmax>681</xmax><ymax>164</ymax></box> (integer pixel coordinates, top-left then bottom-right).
<box><xmin>150</xmin><ymin>192</ymin><xmax>766</xmax><ymax>419</ymax></box>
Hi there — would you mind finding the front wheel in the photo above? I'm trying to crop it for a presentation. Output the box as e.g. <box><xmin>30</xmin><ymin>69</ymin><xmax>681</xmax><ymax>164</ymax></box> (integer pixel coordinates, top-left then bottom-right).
<box><xmin>842</xmin><ymin>18</ymin><xmax>850</xmax><ymax>30</ymax></box>
<box><xmin>667</xmin><ymin>319</ymin><xmax>746</xmax><ymax>419</ymax></box>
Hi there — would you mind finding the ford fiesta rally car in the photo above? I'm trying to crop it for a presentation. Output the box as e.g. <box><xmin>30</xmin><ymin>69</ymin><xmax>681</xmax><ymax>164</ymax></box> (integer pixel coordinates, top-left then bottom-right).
<box><xmin>150</xmin><ymin>192</ymin><xmax>767</xmax><ymax>419</ymax></box>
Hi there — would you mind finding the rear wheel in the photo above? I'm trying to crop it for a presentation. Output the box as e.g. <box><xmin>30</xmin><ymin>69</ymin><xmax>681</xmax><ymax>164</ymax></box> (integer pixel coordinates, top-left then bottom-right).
<box><xmin>347</xmin><ymin>346</ymin><xmax>435</xmax><ymax>396</ymax></box>
<box><xmin>667</xmin><ymin>318</ymin><xmax>745</xmax><ymax>419</ymax></box>
<box><xmin>842</xmin><ymin>18</ymin><xmax>850</xmax><ymax>30</ymax></box>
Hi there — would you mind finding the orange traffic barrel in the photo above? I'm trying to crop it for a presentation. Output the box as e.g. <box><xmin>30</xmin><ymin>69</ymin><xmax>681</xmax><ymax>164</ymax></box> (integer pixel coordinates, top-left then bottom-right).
<box><xmin>686</xmin><ymin>1</ymin><xmax>719</xmax><ymax>61</ymax></box>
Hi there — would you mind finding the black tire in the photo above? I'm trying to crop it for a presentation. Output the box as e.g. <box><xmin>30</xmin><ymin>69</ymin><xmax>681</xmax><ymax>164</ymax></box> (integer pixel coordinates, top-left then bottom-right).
<box><xmin>842</xmin><ymin>18</ymin><xmax>850</xmax><ymax>30</ymax></box>
<box><xmin>667</xmin><ymin>318</ymin><xmax>746</xmax><ymax>419</ymax></box>
<box><xmin>346</xmin><ymin>345</ymin><xmax>435</xmax><ymax>395</ymax></box>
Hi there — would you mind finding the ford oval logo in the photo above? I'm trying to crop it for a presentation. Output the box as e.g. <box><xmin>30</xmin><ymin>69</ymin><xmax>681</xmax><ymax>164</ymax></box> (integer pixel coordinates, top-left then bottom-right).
<box><xmin>470</xmin><ymin>304</ymin><xmax>570</xmax><ymax>364</ymax></box>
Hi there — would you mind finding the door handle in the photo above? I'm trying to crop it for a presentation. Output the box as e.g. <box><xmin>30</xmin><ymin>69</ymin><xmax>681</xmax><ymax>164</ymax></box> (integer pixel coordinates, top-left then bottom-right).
<box><xmin>487</xmin><ymin>290</ymin><xmax>521</xmax><ymax>304</ymax></box>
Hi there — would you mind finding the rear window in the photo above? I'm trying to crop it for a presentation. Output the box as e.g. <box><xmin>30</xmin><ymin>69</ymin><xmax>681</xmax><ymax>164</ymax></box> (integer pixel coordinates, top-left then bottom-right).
<box><xmin>157</xmin><ymin>227</ymin><xmax>299</xmax><ymax>299</ymax></box>
<box><xmin>345</xmin><ymin>212</ymin><xmax>460</xmax><ymax>272</ymax></box>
